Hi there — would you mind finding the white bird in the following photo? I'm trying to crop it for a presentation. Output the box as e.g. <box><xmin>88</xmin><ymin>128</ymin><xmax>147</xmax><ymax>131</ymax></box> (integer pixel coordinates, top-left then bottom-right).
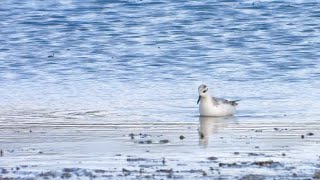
<box><xmin>197</xmin><ymin>84</ymin><xmax>239</xmax><ymax>117</ymax></box>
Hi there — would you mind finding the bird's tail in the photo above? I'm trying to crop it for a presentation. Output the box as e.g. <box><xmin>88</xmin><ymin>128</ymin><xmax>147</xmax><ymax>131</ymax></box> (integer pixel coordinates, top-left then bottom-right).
<box><xmin>230</xmin><ymin>99</ymin><xmax>241</xmax><ymax>106</ymax></box>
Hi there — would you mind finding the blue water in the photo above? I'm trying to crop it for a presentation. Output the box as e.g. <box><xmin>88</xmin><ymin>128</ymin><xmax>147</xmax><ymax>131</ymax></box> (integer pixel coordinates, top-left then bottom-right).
<box><xmin>1</xmin><ymin>1</ymin><xmax>320</xmax><ymax>119</ymax></box>
<box><xmin>0</xmin><ymin>1</ymin><xmax>320</xmax><ymax>178</ymax></box>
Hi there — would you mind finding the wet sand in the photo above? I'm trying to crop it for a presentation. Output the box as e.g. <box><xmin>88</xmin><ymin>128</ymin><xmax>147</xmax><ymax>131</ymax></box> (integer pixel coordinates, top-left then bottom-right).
<box><xmin>1</xmin><ymin>110</ymin><xmax>319</xmax><ymax>179</ymax></box>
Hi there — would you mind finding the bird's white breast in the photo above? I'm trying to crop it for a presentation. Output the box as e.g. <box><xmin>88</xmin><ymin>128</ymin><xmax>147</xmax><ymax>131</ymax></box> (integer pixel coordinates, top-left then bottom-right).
<box><xmin>199</xmin><ymin>99</ymin><xmax>235</xmax><ymax>117</ymax></box>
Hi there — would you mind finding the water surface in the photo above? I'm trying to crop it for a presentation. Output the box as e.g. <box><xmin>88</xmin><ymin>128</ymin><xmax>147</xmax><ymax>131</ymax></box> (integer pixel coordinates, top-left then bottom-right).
<box><xmin>0</xmin><ymin>0</ymin><xmax>320</xmax><ymax>179</ymax></box>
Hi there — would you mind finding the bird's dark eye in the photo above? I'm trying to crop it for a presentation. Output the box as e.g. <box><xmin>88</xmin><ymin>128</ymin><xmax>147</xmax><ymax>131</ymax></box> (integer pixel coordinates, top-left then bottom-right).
<box><xmin>203</xmin><ymin>89</ymin><xmax>207</xmax><ymax>93</ymax></box>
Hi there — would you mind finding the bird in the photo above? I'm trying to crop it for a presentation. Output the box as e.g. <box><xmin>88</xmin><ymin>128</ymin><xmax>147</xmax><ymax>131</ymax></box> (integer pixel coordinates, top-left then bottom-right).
<box><xmin>197</xmin><ymin>84</ymin><xmax>239</xmax><ymax>117</ymax></box>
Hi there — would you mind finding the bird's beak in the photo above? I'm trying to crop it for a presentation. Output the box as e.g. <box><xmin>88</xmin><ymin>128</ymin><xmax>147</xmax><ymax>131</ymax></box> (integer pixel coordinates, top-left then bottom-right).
<box><xmin>197</xmin><ymin>96</ymin><xmax>201</xmax><ymax>104</ymax></box>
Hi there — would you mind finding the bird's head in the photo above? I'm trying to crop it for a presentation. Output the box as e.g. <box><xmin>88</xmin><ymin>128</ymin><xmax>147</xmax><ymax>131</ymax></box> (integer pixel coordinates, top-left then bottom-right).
<box><xmin>197</xmin><ymin>84</ymin><xmax>209</xmax><ymax>104</ymax></box>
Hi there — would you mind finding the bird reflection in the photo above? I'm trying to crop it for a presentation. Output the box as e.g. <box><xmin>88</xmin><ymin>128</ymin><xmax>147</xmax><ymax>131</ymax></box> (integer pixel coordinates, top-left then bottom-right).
<box><xmin>199</xmin><ymin>116</ymin><xmax>232</xmax><ymax>147</ymax></box>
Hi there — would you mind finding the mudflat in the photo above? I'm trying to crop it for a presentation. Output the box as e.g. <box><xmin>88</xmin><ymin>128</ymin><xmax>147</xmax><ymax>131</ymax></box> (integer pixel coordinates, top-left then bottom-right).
<box><xmin>1</xmin><ymin>110</ymin><xmax>319</xmax><ymax>179</ymax></box>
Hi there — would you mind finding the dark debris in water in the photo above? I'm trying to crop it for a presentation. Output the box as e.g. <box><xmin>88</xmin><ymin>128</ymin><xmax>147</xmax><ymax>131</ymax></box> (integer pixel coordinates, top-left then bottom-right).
<box><xmin>138</xmin><ymin>133</ymin><xmax>150</xmax><ymax>138</ymax></box>
<box><xmin>94</xmin><ymin>169</ymin><xmax>107</xmax><ymax>173</ymax></box>
<box><xmin>159</xmin><ymin>139</ymin><xmax>169</xmax><ymax>144</ymax></box>
<box><xmin>219</xmin><ymin>162</ymin><xmax>240</xmax><ymax>168</ymax></box>
<box><xmin>274</xmin><ymin>128</ymin><xmax>288</xmax><ymax>131</ymax></box>
<box><xmin>129</xmin><ymin>133</ymin><xmax>135</xmax><ymax>139</ymax></box>
<box><xmin>307</xmin><ymin>132</ymin><xmax>314</xmax><ymax>136</ymax></box>
<box><xmin>127</xmin><ymin>158</ymin><xmax>148</xmax><ymax>162</ymax></box>
<box><xmin>179</xmin><ymin>135</ymin><xmax>185</xmax><ymax>140</ymax></box>
<box><xmin>63</xmin><ymin>168</ymin><xmax>79</xmax><ymax>173</ymax></box>
<box><xmin>122</xmin><ymin>168</ymin><xmax>130</xmax><ymax>173</ymax></box>
<box><xmin>129</xmin><ymin>133</ymin><xmax>155</xmax><ymax>139</ymax></box>
<box><xmin>253</xmin><ymin>160</ymin><xmax>282</xmax><ymax>167</ymax></box>
<box><xmin>156</xmin><ymin>169</ymin><xmax>173</xmax><ymax>173</ymax></box>
<box><xmin>136</xmin><ymin>140</ymin><xmax>153</xmax><ymax>144</ymax></box>
<box><xmin>248</xmin><ymin>152</ymin><xmax>265</xmax><ymax>156</ymax></box>
<box><xmin>217</xmin><ymin>160</ymin><xmax>283</xmax><ymax>169</ymax></box>
<box><xmin>181</xmin><ymin>169</ymin><xmax>207</xmax><ymax>174</ymax></box>
<box><xmin>207</xmin><ymin>156</ymin><xmax>218</xmax><ymax>161</ymax></box>
<box><xmin>135</xmin><ymin>139</ymin><xmax>169</xmax><ymax>144</ymax></box>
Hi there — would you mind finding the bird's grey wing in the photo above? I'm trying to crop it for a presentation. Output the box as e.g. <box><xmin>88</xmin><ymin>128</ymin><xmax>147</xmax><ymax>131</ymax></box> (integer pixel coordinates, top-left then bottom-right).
<box><xmin>212</xmin><ymin>97</ymin><xmax>240</xmax><ymax>106</ymax></box>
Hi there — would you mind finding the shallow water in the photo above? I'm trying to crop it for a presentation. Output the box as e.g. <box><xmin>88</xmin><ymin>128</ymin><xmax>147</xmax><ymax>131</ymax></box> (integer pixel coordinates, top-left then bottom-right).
<box><xmin>0</xmin><ymin>0</ymin><xmax>320</xmax><ymax>179</ymax></box>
